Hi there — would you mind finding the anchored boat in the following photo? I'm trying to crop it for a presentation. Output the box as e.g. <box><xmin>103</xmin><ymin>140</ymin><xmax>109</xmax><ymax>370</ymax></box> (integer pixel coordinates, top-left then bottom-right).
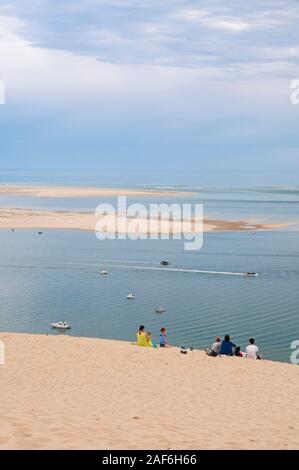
<box><xmin>154</xmin><ymin>307</ymin><xmax>166</xmax><ymax>314</ymax></box>
<box><xmin>126</xmin><ymin>293</ymin><xmax>135</xmax><ymax>300</ymax></box>
<box><xmin>51</xmin><ymin>321</ymin><xmax>71</xmax><ymax>330</ymax></box>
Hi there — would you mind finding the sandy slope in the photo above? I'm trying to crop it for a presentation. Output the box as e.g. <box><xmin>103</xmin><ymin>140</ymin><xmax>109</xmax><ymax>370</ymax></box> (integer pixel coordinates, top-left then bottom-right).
<box><xmin>0</xmin><ymin>333</ymin><xmax>298</xmax><ymax>450</ymax></box>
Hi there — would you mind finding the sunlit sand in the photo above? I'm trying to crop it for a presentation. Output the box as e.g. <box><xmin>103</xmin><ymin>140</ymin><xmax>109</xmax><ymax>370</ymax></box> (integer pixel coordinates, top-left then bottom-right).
<box><xmin>0</xmin><ymin>333</ymin><xmax>298</xmax><ymax>450</ymax></box>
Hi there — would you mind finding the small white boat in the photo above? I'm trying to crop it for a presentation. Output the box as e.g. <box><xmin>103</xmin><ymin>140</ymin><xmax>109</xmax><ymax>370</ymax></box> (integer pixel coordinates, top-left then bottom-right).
<box><xmin>100</xmin><ymin>270</ymin><xmax>108</xmax><ymax>275</ymax></box>
<box><xmin>126</xmin><ymin>293</ymin><xmax>135</xmax><ymax>300</ymax></box>
<box><xmin>244</xmin><ymin>272</ymin><xmax>258</xmax><ymax>277</ymax></box>
<box><xmin>154</xmin><ymin>307</ymin><xmax>166</xmax><ymax>314</ymax></box>
<box><xmin>51</xmin><ymin>321</ymin><xmax>71</xmax><ymax>330</ymax></box>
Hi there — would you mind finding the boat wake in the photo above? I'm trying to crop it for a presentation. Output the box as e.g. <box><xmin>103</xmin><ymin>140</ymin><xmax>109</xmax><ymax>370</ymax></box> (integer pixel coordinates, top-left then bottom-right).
<box><xmin>103</xmin><ymin>264</ymin><xmax>256</xmax><ymax>277</ymax></box>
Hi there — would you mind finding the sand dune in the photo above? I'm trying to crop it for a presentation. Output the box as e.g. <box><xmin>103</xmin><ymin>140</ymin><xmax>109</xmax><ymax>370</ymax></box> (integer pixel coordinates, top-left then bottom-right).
<box><xmin>0</xmin><ymin>333</ymin><xmax>298</xmax><ymax>450</ymax></box>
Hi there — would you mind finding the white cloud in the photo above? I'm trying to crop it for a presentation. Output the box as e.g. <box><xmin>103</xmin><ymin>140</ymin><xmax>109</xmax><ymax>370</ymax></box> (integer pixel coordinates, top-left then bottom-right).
<box><xmin>235</xmin><ymin>61</ymin><xmax>299</xmax><ymax>77</ymax></box>
<box><xmin>254</xmin><ymin>46</ymin><xmax>299</xmax><ymax>60</ymax></box>
<box><xmin>172</xmin><ymin>9</ymin><xmax>210</xmax><ymax>22</ymax></box>
<box><xmin>171</xmin><ymin>6</ymin><xmax>287</xmax><ymax>33</ymax></box>
<box><xmin>0</xmin><ymin>10</ymin><xmax>296</xmax><ymax>126</ymax></box>
<box><xmin>0</xmin><ymin>14</ymin><xmax>213</xmax><ymax>105</ymax></box>
<box><xmin>0</xmin><ymin>13</ymin><xmax>26</xmax><ymax>40</ymax></box>
<box><xmin>205</xmin><ymin>18</ymin><xmax>251</xmax><ymax>32</ymax></box>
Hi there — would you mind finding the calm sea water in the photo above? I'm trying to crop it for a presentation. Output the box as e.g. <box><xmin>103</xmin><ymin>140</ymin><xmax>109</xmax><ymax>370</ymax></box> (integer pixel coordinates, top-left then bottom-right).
<box><xmin>0</xmin><ymin>229</ymin><xmax>298</xmax><ymax>363</ymax></box>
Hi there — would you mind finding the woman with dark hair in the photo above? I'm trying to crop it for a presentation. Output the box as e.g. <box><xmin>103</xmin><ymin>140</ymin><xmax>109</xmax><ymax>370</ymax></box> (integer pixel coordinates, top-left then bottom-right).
<box><xmin>219</xmin><ymin>335</ymin><xmax>236</xmax><ymax>356</ymax></box>
<box><xmin>136</xmin><ymin>325</ymin><xmax>153</xmax><ymax>347</ymax></box>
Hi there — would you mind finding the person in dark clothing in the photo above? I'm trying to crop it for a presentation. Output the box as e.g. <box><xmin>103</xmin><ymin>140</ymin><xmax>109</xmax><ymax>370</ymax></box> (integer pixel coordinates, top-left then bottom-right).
<box><xmin>219</xmin><ymin>334</ymin><xmax>236</xmax><ymax>356</ymax></box>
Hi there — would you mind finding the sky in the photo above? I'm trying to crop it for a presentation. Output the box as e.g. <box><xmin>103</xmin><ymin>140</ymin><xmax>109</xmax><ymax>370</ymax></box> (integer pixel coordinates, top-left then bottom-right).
<box><xmin>0</xmin><ymin>0</ymin><xmax>299</xmax><ymax>186</ymax></box>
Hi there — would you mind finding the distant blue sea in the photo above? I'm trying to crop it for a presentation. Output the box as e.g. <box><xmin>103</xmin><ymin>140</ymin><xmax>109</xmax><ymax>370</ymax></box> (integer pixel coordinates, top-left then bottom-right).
<box><xmin>0</xmin><ymin>177</ymin><xmax>298</xmax><ymax>363</ymax></box>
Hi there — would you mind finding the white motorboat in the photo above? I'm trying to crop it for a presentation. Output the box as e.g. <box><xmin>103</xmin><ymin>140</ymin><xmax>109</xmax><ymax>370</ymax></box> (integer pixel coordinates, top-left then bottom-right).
<box><xmin>51</xmin><ymin>321</ymin><xmax>71</xmax><ymax>330</ymax></box>
<box><xmin>126</xmin><ymin>293</ymin><xmax>135</xmax><ymax>300</ymax></box>
<box><xmin>100</xmin><ymin>270</ymin><xmax>108</xmax><ymax>275</ymax></box>
<box><xmin>154</xmin><ymin>307</ymin><xmax>166</xmax><ymax>314</ymax></box>
<box><xmin>244</xmin><ymin>272</ymin><xmax>258</xmax><ymax>277</ymax></box>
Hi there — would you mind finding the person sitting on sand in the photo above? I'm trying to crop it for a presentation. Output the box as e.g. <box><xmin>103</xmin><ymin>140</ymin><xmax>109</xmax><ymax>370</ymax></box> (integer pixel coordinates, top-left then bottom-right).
<box><xmin>160</xmin><ymin>327</ymin><xmax>170</xmax><ymax>348</ymax></box>
<box><xmin>219</xmin><ymin>335</ymin><xmax>236</xmax><ymax>356</ymax></box>
<box><xmin>245</xmin><ymin>338</ymin><xmax>261</xmax><ymax>360</ymax></box>
<box><xmin>137</xmin><ymin>325</ymin><xmax>149</xmax><ymax>347</ymax></box>
<box><xmin>206</xmin><ymin>336</ymin><xmax>221</xmax><ymax>356</ymax></box>
<box><xmin>137</xmin><ymin>325</ymin><xmax>153</xmax><ymax>347</ymax></box>
<box><xmin>235</xmin><ymin>346</ymin><xmax>245</xmax><ymax>357</ymax></box>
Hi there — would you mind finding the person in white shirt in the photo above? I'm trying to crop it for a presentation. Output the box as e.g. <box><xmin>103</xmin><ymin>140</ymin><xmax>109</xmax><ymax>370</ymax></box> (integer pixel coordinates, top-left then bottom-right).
<box><xmin>245</xmin><ymin>338</ymin><xmax>261</xmax><ymax>360</ymax></box>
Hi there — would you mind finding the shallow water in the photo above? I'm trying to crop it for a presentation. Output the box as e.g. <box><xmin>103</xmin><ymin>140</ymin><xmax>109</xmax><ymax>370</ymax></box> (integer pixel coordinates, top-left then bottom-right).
<box><xmin>1</xmin><ymin>185</ymin><xmax>299</xmax><ymax>229</ymax></box>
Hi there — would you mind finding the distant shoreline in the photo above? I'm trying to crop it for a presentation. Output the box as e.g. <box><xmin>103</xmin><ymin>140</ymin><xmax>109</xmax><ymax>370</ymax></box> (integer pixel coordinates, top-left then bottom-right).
<box><xmin>0</xmin><ymin>185</ymin><xmax>292</xmax><ymax>233</ymax></box>
<box><xmin>0</xmin><ymin>184</ymin><xmax>195</xmax><ymax>198</ymax></box>
<box><xmin>0</xmin><ymin>208</ymin><xmax>288</xmax><ymax>233</ymax></box>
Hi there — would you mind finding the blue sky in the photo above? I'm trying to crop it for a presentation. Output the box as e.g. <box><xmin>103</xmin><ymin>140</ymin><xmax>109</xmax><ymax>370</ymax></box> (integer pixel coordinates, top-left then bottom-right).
<box><xmin>0</xmin><ymin>0</ymin><xmax>299</xmax><ymax>185</ymax></box>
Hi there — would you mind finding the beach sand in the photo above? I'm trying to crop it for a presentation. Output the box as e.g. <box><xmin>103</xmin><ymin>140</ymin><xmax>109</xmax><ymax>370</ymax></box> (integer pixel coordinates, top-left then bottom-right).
<box><xmin>0</xmin><ymin>209</ymin><xmax>287</xmax><ymax>233</ymax></box>
<box><xmin>0</xmin><ymin>185</ymin><xmax>193</xmax><ymax>198</ymax></box>
<box><xmin>0</xmin><ymin>184</ymin><xmax>290</xmax><ymax>233</ymax></box>
<box><xmin>0</xmin><ymin>333</ymin><xmax>298</xmax><ymax>450</ymax></box>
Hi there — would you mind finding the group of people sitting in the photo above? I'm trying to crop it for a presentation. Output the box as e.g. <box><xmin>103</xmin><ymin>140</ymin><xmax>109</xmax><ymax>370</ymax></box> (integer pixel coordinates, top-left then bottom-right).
<box><xmin>137</xmin><ymin>325</ymin><xmax>170</xmax><ymax>348</ymax></box>
<box><xmin>136</xmin><ymin>327</ymin><xmax>261</xmax><ymax>360</ymax></box>
<box><xmin>206</xmin><ymin>335</ymin><xmax>261</xmax><ymax>359</ymax></box>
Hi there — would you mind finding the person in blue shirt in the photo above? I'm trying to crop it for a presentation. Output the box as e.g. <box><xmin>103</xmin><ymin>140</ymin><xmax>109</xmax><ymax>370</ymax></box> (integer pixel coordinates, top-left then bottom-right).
<box><xmin>219</xmin><ymin>334</ymin><xmax>236</xmax><ymax>356</ymax></box>
<box><xmin>159</xmin><ymin>327</ymin><xmax>170</xmax><ymax>348</ymax></box>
